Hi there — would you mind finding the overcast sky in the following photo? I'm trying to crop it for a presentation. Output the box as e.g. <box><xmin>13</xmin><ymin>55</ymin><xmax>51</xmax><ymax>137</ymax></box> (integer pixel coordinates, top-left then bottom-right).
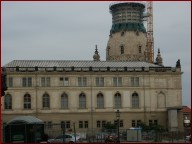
<box><xmin>2</xmin><ymin>1</ymin><xmax>191</xmax><ymax>107</ymax></box>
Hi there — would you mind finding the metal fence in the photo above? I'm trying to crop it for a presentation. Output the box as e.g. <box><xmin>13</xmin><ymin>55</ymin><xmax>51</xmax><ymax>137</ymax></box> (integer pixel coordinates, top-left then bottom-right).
<box><xmin>2</xmin><ymin>123</ymin><xmax>188</xmax><ymax>143</ymax></box>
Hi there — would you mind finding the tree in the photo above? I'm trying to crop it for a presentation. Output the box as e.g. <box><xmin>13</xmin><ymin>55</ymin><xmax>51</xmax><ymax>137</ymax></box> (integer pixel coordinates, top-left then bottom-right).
<box><xmin>1</xmin><ymin>67</ymin><xmax>8</xmax><ymax>96</ymax></box>
<box><xmin>104</xmin><ymin>123</ymin><xmax>116</xmax><ymax>129</ymax></box>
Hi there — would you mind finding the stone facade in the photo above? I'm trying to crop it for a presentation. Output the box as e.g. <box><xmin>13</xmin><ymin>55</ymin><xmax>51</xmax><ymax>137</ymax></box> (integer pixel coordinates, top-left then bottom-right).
<box><xmin>2</xmin><ymin>65</ymin><xmax>183</xmax><ymax>131</ymax></box>
<box><xmin>106</xmin><ymin>31</ymin><xmax>147</xmax><ymax>61</ymax></box>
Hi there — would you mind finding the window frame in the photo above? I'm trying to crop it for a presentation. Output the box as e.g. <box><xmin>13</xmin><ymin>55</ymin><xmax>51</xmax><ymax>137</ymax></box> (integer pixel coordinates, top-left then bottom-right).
<box><xmin>120</xmin><ymin>45</ymin><xmax>124</xmax><ymax>54</ymax></box>
<box><xmin>131</xmin><ymin>77</ymin><xmax>139</xmax><ymax>87</ymax></box>
<box><xmin>132</xmin><ymin>92</ymin><xmax>139</xmax><ymax>108</ymax></box>
<box><xmin>8</xmin><ymin>77</ymin><xmax>13</xmax><ymax>87</ymax></box>
<box><xmin>4</xmin><ymin>94</ymin><xmax>12</xmax><ymax>110</ymax></box>
<box><xmin>41</xmin><ymin>77</ymin><xmax>50</xmax><ymax>87</ymax></box>
<box><xmin>97</xmin><ymin>93</ymin><xmax>104</xmax><ymax>109</ymax></box>
<box><xmin>114</xmin><ymin>92</ymin><xmax>121</xmax><ymax>109</ymax></box>
<box><xmin>22</xmin><ymin>77</ymin><xmax>32</xmax><ymax>87</ymax></box>
<box><xmin>42</xmin><ymin>94</ymin><xmax>50</xmax><ymax>109</ymax></box>
<box><xmin>61</xmin><ymin>93</ymin><xmax>68</xmax><ymax>109</ymax></box>
<box><xmin>24</xmin><ymin>93</ymin><xmax>31</xmax><ymax>109</ymax></box>
<box><xmin>96</xmin><ymin>77</ymin><xmax>104</xmax><ymax>87</ymax></box>
<box><xmin>79</xmin><ymin>93</ymin><xmax>86</xmax><ymax>109</ymax></box>
<box><xmin>78</xmin><ymin>77</ymin><xmax>87</xmax><ymax>87</ymax></box>
<box><xmin>113</xmin><ymin>77</ymin><xmax>122</xmax><ymax>87</ymax></box>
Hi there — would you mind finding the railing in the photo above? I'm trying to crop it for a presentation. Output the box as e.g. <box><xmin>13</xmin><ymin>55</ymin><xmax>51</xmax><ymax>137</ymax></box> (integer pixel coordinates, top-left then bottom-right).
<box><xmin>2</xmin><ymin>123</ymin><xmax>188</xmax><ymax>143</ymax></box>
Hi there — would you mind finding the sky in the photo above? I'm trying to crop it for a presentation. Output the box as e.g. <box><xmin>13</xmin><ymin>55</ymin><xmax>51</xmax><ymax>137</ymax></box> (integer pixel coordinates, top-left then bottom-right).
<box><xmin>2</xmin><ymin>1</ymin><xmax>191</xmax><ymax>107</ymax></box>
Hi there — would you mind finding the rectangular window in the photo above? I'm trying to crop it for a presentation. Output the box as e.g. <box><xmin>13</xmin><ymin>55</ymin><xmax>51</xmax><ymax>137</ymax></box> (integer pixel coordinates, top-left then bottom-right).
<box><xmin>61</xmin><ymin>121</ymin><xmax>65</xmax><ymax>129</ymax></box>
<box><xmin>97</xmin><ymin>121</ymin><xmax>101</xmax><ymax>128</ymax></box>
<box><xmin>132</xmin><ymin>120</ymin><xmax>136</xmax><ymax>127</ymax></box>
<box><xmin>149</xmin><ymin>120</ymin><xmax>153</xmax><ymax>126</ymax></box>
<box><xmin>79</xmin><ymin>121</ymin><xmax>88</xmax><ymax>128</ymax></box>
<box><xmin>28</xmin><ymin>77</ymin><xmax>32</xmax><ymax>87</ymax></box>
<box><xmin>46</xmin><ymin>77</ymin><xmax>50</xmax><ymax>86</ymax></box>
<box><xmin>8</xmin><ymin>77</ymin><xmax>13</xmax><ymax>87</ymax></box>
<box><xmin>114</xmin><ymin>120</ymin><xmax>123</xmax><ymax>127</ymax></box>
<box><xmin>22</xmin><ymin>78</ymin><xmax>26</xmax><ymax>87</ymax></box>
<box><xmin>84</xmin><ymin>121</ymin><xmax>88</xmax><ymax>128</ymax></box>
<box><xmin>66</xmin><ymin>121</ymin><xmax>71</xmax><ymax>128</ymax></box>
<box><xmin>41</xmin><ymin>77</ymin><xmax>50</xmax><ymax>87</ymax></box>
<box><xmin>41</xmin><ymin>77</ymin><xmax>45</xmax><ymax>87</ymax></box>
<box><xmin>119</xmin><ymin>120</ymin><xmax>123</xmax><ymax>127</ymax></box>
<box><xmin>61</xmin><ymin>121</ymin><xmax>70</xmax><ymax>129</ymax></box>
<box><xmin>96</xmin><ymin>77</ymin><xmax>104</xmax><ymax>87</ymax></box>
<box><xmin>137</xmin><ymin>120</ymin><xmax>141</xmax><ymax>127</ymax></box>
<box><xmin>60</xmin><ymin>77</ymin><xmax>69</xmax><ymax>86</ymax></box>
<box><xmin>78</xmin><ymin>77</ymin><xmax>87</xmax><ymax>87</ymax></box>
<box><xmin>79</xmin><ymin>121</ymin><xmax>83</xmax><ymax>128</ymax></box>
<box><xmin>154</xmin><ymin>120</ymin><xmax>158</xmax><ymax>125</ymax></box>
<box><xmin>114</xmin><ymin>120</ymin><xmax>118</xmax><ymax>126</ymax></box>
<box><xmin>64</xmin><ymin>77</ymin><xmax>69</xmax><ymax>86</ymax></box>
<box><xmin>102</xmin><ymin>121</ymin><xmax>106</xmax><ymax>128</ymax></box>
<box><xmin>47</xmin><ymin>121</ymin><xmax>52</xmax><ymax>129</ymax></box>
<box><xmin>113</xmin><ymin>77</ymin><xmax>122</xmax><ymax>87</ymax></box>
<box><xmin>22</xmin><ymin>77</ymin><xmax>32</xmax><ymax>87</ymax></box>
<box><xmin>131</xmin><ymin>77</ymin><xmax>139</xmax><ymax>87</ymax></box>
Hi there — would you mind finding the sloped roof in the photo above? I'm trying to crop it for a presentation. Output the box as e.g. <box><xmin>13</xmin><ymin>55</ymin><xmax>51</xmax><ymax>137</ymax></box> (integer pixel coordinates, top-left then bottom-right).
<box><xmin>7</xmin><ymin>116</ymin><xmax>44</xmax><ymax>124</ymax></box>
<box><xmin>3</xmin><ymin>60</ymin><xmax>160</xmax><ymax>68</ymax></box>
<box><xmin>182</xmin><ymin>106</ymin><xmax>191</xmax><ymax>113</ymax></box>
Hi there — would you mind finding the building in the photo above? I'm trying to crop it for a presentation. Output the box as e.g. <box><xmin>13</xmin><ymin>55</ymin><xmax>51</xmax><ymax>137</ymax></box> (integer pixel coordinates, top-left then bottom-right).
<box><xmin>2</xmin><ymin>2</ymin><xmax>184</xmax><ymax>134</ymax></box>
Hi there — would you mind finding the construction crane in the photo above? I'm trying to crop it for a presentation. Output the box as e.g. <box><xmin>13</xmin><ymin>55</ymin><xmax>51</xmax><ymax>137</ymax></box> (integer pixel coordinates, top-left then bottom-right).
<box><xmin>146</xmin><ymin>1</ymin><xmax>154</xmax><ymax>63</ymax></box>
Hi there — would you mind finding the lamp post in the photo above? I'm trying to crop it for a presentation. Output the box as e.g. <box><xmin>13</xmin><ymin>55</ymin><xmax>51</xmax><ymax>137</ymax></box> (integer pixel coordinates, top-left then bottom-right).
<box><xmin>183</xmin><ymin>116</ymin><xmax>190</xmax><ymax>141</ymax></box>
<box><xmin>61</xmin><ymin>122</ymin><xmax>66</xmax><ymax>143</ymax></box>
<box><xmin>116</xmin><ymin>109</ymin><xmax>120</xmax><ymax>143</ymax></box>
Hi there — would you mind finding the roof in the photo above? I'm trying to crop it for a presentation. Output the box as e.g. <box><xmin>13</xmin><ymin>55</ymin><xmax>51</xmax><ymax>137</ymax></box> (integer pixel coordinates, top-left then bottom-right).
<box><xmin>3</xmin><ymin>60</ymin><xmax>160</xmax><ymax>68</ymax></box>
<box><xmin>182</xmin><ymin>106</ymin><xmax>191</xmax><ymax>113</ymax></box>
<box><xmin>7</xmin><ymin>116</ymin><xmax>44</xmax><ymax>124</ymax></box>
<box><xmin>110</xmin><ymin>2</ymin><xmax>145</xmax><ymax>10</ymax></box>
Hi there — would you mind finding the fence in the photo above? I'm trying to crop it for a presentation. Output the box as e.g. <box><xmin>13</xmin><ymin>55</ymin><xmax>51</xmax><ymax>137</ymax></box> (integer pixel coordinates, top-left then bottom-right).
<box><xmin>2</xmin><ymin>123</ymin><xmax>188</xmax><ymax>143</ymax></box>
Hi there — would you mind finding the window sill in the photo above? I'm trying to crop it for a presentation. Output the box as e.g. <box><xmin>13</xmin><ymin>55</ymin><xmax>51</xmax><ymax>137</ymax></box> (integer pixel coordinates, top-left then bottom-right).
<box><xmin>42</xmin><ymin>107</ymin><xmax>50</xmax><ymax>110</ymax></box>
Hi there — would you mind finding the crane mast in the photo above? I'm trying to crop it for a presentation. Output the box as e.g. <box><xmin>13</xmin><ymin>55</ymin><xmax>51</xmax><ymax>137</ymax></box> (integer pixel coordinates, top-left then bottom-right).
<box><xmin>146</xmin><ymin>1</ymin><xmax>154</xmax><ymax>63</ymax></box>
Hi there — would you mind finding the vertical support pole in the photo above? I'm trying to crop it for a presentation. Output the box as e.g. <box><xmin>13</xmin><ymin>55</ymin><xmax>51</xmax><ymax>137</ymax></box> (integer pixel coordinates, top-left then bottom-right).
<box><xmin>117</xmin><ymin>119</ymin><xmax>120</xmax><ymax>143</ymax></box>
<box><xmin>62</xmin><ymin>122</ymin><xmax>65</xmax><ymax>143</ymax></box>
<box><xmin>73</xmin><ymin>122</ymin><xmax>76</xmax><ymax>143</ymax></box>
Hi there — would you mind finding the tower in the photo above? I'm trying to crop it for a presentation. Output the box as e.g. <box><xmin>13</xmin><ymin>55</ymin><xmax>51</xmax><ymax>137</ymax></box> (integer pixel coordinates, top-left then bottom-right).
<box><xmin>93</xmin><ymin>45</ymin><xmax>100</xmax><ymax>61</ymax></box>
<box><xmin>106</xmin><ymin>2</ymin><xmax>148</xmax><ymax>62</ymax></box>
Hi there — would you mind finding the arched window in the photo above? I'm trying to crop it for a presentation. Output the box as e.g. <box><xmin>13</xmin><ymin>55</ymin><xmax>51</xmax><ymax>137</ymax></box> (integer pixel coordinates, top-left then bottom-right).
<box><xmin>61</xmin><ymin>93</ymin><xmax>68</xmax><ymax>109</ymax></box>
<box><xmin>79</xmin><ymin>93</ymin><xmax>86</xmax><ymax>109</ymax></box>
<box><xmin>107</xmin><ymin>46</ymin><xmax>110</xmax><ymax>56</ymax></box>
<box><xmin>4</xmin><ymin>94</ymin><xmax>12</xmax><ymax>110</ymax></box>
<box><xmin>157</xmin><ymin>92</ymin><xmax>166</xmax><ymax>108</ymax></box>
<box><xmin>24</xmin><ymin>93</ymin><xmax>31</xmax><ymax>109</ymax></box>
<box><xmin>114</xmin><ymin>92</ymin><xmax>121</xmax><ymax>109</ymax></box>
<box><xmin>132</xmin><ymin>92</ymin><xmax>139</xmax><ymax>108</ymax></box>
<box><xmin>138</xmin><ymin>46</ymin><xmax>142</xmax><ymax>53</ymax></box>
<box><xmin>120</xmin><ymin>46</ymin><xmax>124</xmax><ymax>54</ymax></box>
<box><xmin>43</xmin><ymin>93</ymin><xmax>50</xmax><ymax>108</ymax></box>
<box><xmin>97</xmin><ymin>93</ymin><xmax>104</xmax><ymax>109</ymax></box>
